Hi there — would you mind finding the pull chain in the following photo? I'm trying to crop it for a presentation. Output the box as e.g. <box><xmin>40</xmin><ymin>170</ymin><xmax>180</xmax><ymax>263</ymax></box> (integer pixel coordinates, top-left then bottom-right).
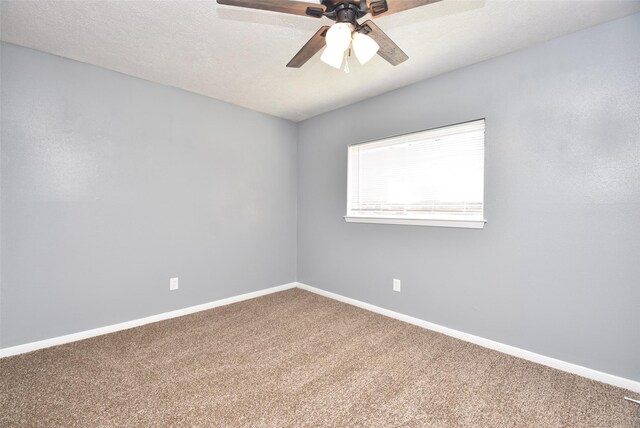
<box><xmin>343</xmin><ymin>48</ymin><xmax>351</xmax><ymax>74</ymax></box>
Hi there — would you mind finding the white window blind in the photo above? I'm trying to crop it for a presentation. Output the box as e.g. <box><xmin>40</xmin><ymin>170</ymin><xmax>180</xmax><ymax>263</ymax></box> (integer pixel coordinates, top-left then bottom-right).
<box><xmin>346</xmin><ymin>119</ymin><xmax>485</xmax><ymax>228</ymax></box>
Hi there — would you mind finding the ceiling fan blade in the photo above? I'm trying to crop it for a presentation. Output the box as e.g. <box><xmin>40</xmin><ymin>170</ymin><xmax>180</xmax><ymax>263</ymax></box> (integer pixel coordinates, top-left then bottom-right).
<box><xmin>217</xmin><ymin>0</ymin><xmax>325</xmax><ymax>18</ymax></box>
<box><xmin>358</xmin><ymin>20</ymin><xmax>408</xmax><ymax>66</ymax></box>
<box><xmin>368</xmin><ymin>0</ymin><xmax>442</xmax><ymax>18</ymax></box>
<box><xmin>287</xmin><ymin>26</ymin><xmax>330</xmax><ymax>68</ymax></box>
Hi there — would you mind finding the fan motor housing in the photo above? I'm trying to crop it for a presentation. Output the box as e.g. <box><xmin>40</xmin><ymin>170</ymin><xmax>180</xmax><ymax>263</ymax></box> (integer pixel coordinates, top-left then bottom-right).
<box><xmin>321</xmin><ymin>0</ymin><xmax>370</xmax><ymax>23</ymax></box>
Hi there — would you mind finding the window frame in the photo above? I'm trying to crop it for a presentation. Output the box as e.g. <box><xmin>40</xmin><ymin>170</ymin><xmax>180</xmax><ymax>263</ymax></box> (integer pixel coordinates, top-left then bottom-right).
<box><xmin>344</xmin><ymin>119</ymin><xmax>487</xmax><ymax>229</ymax></box>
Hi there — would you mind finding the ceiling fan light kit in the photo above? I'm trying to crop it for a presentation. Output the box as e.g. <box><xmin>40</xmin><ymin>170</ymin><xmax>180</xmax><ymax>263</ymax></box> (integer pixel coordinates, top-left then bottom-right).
<box><xmin>217</xmin><ymin>0</ymin><xmax>442</xmax><ymax>70</ymax></box>
<box><xmin>319</xmin><ymin>21</ymin><xmax>379</xmax><ymax>70</ymax></box>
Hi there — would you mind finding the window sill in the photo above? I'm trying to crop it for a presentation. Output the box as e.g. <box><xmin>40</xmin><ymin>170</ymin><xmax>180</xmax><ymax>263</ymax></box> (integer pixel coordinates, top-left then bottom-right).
<box><xmin>344</xmin><ymin>216</ymin><xmax>486</xmax><ymax>229</ymax></box>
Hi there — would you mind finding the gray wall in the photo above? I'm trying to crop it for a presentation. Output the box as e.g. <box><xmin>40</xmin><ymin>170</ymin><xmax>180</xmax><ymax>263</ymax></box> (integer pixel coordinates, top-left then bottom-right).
<box><xmin>297</xmin><ymin>13</ymin><xmax>640</xmax><ymax>381</ymax></box>
<box><xmin>0</xmin><ymin>42</ymin><xmax>297</xmax><ymax>348</ymax></box>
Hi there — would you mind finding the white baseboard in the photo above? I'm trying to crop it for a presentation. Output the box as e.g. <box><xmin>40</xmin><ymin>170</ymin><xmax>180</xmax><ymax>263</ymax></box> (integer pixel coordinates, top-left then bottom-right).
<box><xmin>3</xmin><ymin>280</ymin><xmax>638</xmax><ymax>394</ymax></box>
<box><xmin>295</xmin><ymin>282</ymin><xmax>640</xmax><ymax>393</ymax></box>
<box><xmin>0</xmin><ymin>282</ymin><xmax>297</xmax><ymax>358</ymax></box>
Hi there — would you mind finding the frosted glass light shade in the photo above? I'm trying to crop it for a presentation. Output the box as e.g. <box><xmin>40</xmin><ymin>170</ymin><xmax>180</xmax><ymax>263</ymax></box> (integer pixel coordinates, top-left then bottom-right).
<box><xmin>352</xmin><ymin>33</ymin><xmax>379</xmax><ymax>64</ymax></box>
<box><xmin>325</xmin><ymin>22</ymin><xmax>352</xmax><ymax>51</ymax></box>
<box><xmin>321</xmin><ymin>46</ymin><xmax>345</xmax><ymax>69</ymax></box>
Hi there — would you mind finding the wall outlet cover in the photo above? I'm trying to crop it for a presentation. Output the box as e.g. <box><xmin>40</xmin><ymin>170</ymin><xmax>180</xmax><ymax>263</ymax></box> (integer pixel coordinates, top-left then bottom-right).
<box><xmin>393</xmin><ymin>279</ymin><xmax>401</xmax><ymax>292</ymax></box>
<box><xmin>170</xmin><ymin>277</ymin><xmax>179</xmax><ymax>291</ymax></box>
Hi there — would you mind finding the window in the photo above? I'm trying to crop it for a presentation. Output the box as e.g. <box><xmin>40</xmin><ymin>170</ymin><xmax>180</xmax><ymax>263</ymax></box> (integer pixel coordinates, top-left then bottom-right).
<box><xmin>345</xmin><ymin>119</ymin><xmax>485</xmax><ymax>228</ymax></box>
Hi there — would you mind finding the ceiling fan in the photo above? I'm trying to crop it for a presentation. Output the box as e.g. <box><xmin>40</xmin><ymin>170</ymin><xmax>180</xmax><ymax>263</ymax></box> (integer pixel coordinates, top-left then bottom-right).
<box><xmin>217</xmin><ymin>0</ymin><xmax>442</xmax><ymax>70</ymax></box>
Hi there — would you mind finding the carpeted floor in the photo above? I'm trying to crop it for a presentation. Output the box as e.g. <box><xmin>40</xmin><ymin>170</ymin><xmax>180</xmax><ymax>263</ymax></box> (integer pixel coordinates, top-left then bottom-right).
<box><xmin>1</xmin><ymin>288</ymin><xmax>638</xmax><ymax>427</ymax></box>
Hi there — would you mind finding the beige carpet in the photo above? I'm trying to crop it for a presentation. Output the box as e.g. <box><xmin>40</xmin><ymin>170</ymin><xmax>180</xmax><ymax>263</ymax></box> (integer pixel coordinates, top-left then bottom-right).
<box><xmin>1</xmin><ymin>288</ymin><xmax>638</xmax><ymax>427</ymax></box>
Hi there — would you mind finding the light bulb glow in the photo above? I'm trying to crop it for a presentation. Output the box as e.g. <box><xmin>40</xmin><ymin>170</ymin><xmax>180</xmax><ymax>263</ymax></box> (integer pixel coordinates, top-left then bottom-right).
<box><xmin>325</xmin><ymin>22</ymin><xmax>352</xmax><ymax>51</ymax></box>
<box><xmin>352</xmin><ymin>33</ymin><xmax>379</xmax><ymax>65</ymax></box>
<box><xmin>321</xmin><ymin>46</ymin><xmax>345</xmax><ymax>69</ymax></box>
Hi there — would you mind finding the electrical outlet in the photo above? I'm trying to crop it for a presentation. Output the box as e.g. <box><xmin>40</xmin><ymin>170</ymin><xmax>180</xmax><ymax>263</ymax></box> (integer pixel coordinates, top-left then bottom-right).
<box><xmin>393</xmin><ymin>278</ymin><xmax>401</xmax><ymax>292</ymax></box>
<box><xmin>170</xmin><ymin>277</ymin><xmax>179</xmax><ymax>291</ymax></box>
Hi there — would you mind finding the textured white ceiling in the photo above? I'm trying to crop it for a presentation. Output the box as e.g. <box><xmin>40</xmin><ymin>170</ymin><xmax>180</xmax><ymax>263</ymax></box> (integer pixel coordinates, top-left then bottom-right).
<box><xmin>2</xmin><ymin>0</ymin><xmax>639</xmax><ymax>121</ymax></box>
